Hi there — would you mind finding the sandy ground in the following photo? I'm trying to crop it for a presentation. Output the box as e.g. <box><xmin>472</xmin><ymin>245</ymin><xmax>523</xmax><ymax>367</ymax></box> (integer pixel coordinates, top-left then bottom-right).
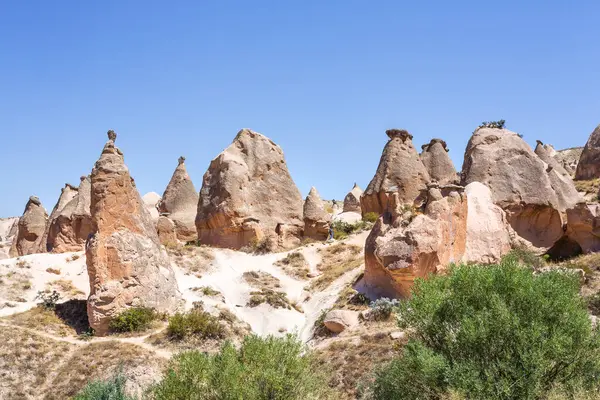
<box><xmin>0</xmin><ymin>230</ymin><xmax>370</xmax><ymax>342</ymax></box>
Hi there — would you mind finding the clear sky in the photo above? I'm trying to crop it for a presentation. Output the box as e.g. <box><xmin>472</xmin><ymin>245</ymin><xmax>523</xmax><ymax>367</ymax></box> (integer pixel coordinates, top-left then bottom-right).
<box><xmin>1</xmin><ymin>1</ymin><xmax>599</xmax><ymax>217</ymax></box>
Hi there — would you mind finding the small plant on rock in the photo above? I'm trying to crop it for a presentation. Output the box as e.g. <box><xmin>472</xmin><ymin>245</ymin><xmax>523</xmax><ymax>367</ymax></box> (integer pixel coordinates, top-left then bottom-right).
<box><xmin>36</xmin><ymin>290</ymin><xmax>60</xmax><ymax>310</ymax></box>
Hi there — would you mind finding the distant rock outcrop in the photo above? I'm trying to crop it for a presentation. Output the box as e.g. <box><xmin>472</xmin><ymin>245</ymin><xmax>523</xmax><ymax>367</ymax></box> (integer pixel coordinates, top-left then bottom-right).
<box><xmin>142</xmin><ymin>192</ymin><xmax>161</xmax><ymax>225</ymax></box>
<box><xmin>575</xmin><ymin>124</ymin><xmax>600</xmax><ymax>181</ymax></box>
<box><xmin>462</xmin><ymin>128</ymin><xmax>569</xmax><ymax>249</ymax></box>
<box><xmin>343</xmin><ymin>183</ymin><xmax>363</xmax><ymax>213</ymax></box>
<box><xmin>86</xmin><ymin>130</ymin><xmax>181</xmax><ymax>336</ymax></box>
<box><xmin>363</xmin><ymin>184</ymin><xmax>467</xmax><ymax>298</ymax></box>
<box><xmin>361</xmin><ymin>129</ymin><xmax>430</xmax><ymax>215</ymax></box>
<box><xmin>420</xmin><ymin>139</ymin><xmax>457</xmax><ymax>185</ymax></box>
<box><xmin>9</xmin><ymin>196</ymin><xmax>48</xmax><ymax>257</ymax></box>
<box><xmin>46</xmin><ymin>176</ymin><xmax>94</xmax><ymax>253</ymax></box>
<box><xmin>196</xmin><ymin>129</ymin><xmax>304</xmax><ymax>250</ymax></box>
<box><xmin>544</xmin><ymin>144</ymin><xmax>583</xmax><ymax>177</ymax></box>
<box><xmin>0</xmin><ymin>217</ymin><xmax>19</xmax><ymax>260</ymax></box>
<box><xmin>38</xmin><ymin>183</ymin><xmax>78</xmax><ymax>252</ymax></box>
<box><xmin>158</xmin><ymin>157</ymin><xmax>198</xmax><ymax>242</ymax></box>
<box><xmin>303</xmin><ymin>187</ymin><xmax>331</xmax><ymax>241</ymax></box>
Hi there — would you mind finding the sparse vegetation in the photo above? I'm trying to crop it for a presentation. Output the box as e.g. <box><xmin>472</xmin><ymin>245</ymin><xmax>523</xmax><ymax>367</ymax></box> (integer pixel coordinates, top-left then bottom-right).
<box><xmin>478</xmin><ymin>119</ymin><xmax>506</xmax><ymax>129</ymax></box>
<box><xmin>109</xmin><ymin>307</ymin><xmax>158</xmax><ymax>333</ymax></box>
<box><xmin>150</xmin><ymin>335</ymin><xmax>333</xmax><ymax>399</ymax></box>
<box><xmin>243</xmin><ymin>270</ymin><xmax>281</xmax><ymax>290</ymax></box>
<box><xmin>332</xmin><ymin>220</ymin><xmax>371</xmax><ymax>240</ymax></box>
<box><xmin>36</xmin><ymin>290</ymin><xmax>60</xmax><ymax>310</ymax></box>
<box><xmin>167</xmin><ymin>306</ymin><xmax>225</xmax><ymax>340</ymax></box>
<box><xmin>275</xmin><ymin>251</ymin><xmax>310</xmax><ymax>279</ymax></box>
<box><xmin>193</xmin><ymin>285</ymin><xmax>221</xmax><ymax>296</ymax></box>
<box><xmin>165</xmin><ymin>243</ymin><xmax>214</xmax><ymax>277</ymax></box>
<box><xmin>73</xmin><ymin>370</ymin><xmax>135</xmax><ymax>400</ymax></box>
<box><xmin>68</xmin><ymin>253</ymin><xmax>81</xmax><ymax>262</ymax></box>
<box><xmin>334</xmin><ymin>286</ymin><xmax>370</xmax><ymax>311</ymax></box>
<box><xmin>574</xmin><ymin>178</ymin><xmax>600</xmax><ymax>196</ymax></box>
<box><xmin>244</xmin><ymin>236</ymin><xmax>276</xmax><ymax>254</ymax></box>
<box><xmin>46</xmin><ymin>267</ymin><xmax>61</xmax><ymax>275</ymax></box>
<box><xmin>368</xmin><ymin>260</ymin><xmax>600</xmax><ymax>399</ymax></box>
<box><xmin>362</xmin><ymin>212</ymin><xmax>379</xmax><ymax>223</ymax></box>
<box><xmin>310</xmin><ymin>243</ymin><xmax>363</xmax><ymax>291</ymax></box>
<box><xmin>248</xmin><ymin>289</ymin><xmax>292</xmax><ymax>309</ymax></box>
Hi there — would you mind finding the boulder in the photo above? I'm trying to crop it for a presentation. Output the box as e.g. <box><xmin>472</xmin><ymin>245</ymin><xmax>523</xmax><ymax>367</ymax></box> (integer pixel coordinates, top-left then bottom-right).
<box><xmin>158</xmin><ymin>157</ymin><xmax>198</xmax><ymax>242</ymax></box>
<box><xmin>303</xmin><ymin>187</ymin><xmax>331</xmax><ymax>241</ymax></box>
<box><xmin>86</xmin><ymin>130</ymin><xmax>181</xmax><ymax>336</ymax></box>
<box><xmin>142</xmin><ymin>192</ymin><xmax>161</xmax><ymax>225</ymax></box>
<box><xmin>462</xmin><ymin>182</ymin><xmax>512</xmax><ymax>264</ymax></box>
<box><xmin>157</xmin><ymin>215</ymin><xmax>178</xmax><ymax>246</ymax></box>
<box><xmin>420</xmin><ymin>139</ymin><xmax>458</xmax><ymax>185</ymax></box>
<box><xmin>575</xmin><ymin>124</ymin><xmax>600</xmax><ymax>181</ymax></box>
<box><xmin>9</xmin><ymin>196</ymin><xmax>48</xmax><ymax>257</ymax></box>
<box><xmin>323</xmin><ymin>309</ymin><xmax>359</xmax><ymax>333</ymax></box>
<box><xmin>343</xmin><ymin>183</ymin><xmax>363</xmax><ymax>213</ymax></box>
<box><xmin>461</xmin><ymin>128</ymin><xmax>565</xmax><ymax>249</ymax></box>
<box><xmin>361</xmin><ymin>129</ymin><xmax>430</xmax><ymax>216</ymax></box>
<box><xmin>534</xmin><ymin>141</ymin><xmax>580</xmax><ymax>211</ymax></box>
<box><xmin>45</xmin><ymin>176</ymin><xmax>93</xmax><ymax>253</ymax></box>
<box><xmin>363</xmin><ymin>185</ymin><xmax>467</xmax><ymax>298</ymax></box>
<box><xmin>566</xmin><ymin>203</ymin><xmax>600</xmax><ymax>253</ymax></box>
<box><xmin>196</xmin><ymin>129</ymin><xmax>304</xmax><ymax>250</ymax></box>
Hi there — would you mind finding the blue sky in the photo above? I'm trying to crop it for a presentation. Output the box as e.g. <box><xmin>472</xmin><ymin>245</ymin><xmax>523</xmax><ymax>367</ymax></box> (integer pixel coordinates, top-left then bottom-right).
<box><xmin>1</xmin><ymin>1</ymin><xmax>599</xmax><ymax>217</ymax></box>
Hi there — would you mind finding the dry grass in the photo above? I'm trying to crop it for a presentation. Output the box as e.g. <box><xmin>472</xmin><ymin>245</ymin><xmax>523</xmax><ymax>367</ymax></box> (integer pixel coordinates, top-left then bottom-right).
<box><xmin>242</xmin><ymin>270</ymin><xmax>282</xmax><ymax>290</ymax></box>
<box><xmin>574</xmin><ymin>178</ymin><xmax>600</xmax><ymax>195</ymax></box>
<box><xmin>557</xmin><ymin>253</ymin><xmax>600</xmax><ymax>297</ymax></box>
<box><xmin>248</xmin><ymin>289</ymin><xmax>293</xmax><ymax>309</ymax></box>
<box><xmin>47</xmin><ymin>279</ymin><xmax>85</xmax><ymax>297</ymax></box>
<box><xmin>315</xmin><ymin>331</ymin><xmax>403</xmax><ymax>399</ymax></box>
<box><xmin>67</xmin><ymin>253</ymin><xmax>80</xmax><ymax>262</ymax></box>
<box><xmin>274</xmin><ymin>252</ymin><xmax>310</xmax><ymax>279</ymax></box>
<box><xmin>46</xmin><ymin>267</ymin><xmax>61</xmax><ymax>275</ymax></box>
<box><xmin>309</xmin><ymin>243</ymin><xmax>363</xmax><ymax>291</ymax></box>
<box><xmin>166</xmin><ymin>244</ymin><xmax>214</xmax><ymax>277</ymax></box>
<box><xmin>0</xmin><ymin>268</ymin><xmax>33</xmax><ymax>303</ymax></box>
<box><xmin>333</xmin><ymin>284</ymin><xmax>371</xmax><ymax>312</ymax></box>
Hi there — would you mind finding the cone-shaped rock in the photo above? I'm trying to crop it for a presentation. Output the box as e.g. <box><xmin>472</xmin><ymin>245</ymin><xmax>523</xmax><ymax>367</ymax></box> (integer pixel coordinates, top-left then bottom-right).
<box><xmin>303</xmin><ymin>187</ymin><xmax>331</xmax><ymax>241</ymax></box>
<box><xmin>86</xmin><ymin>130</ymin><xmax>181</xmax><ymax>336</ymax></box>
<box><xmin>575</xmin><ymin>124</ymin><xmax>600</xmax><ymax>181</ymax></box>
<box><xmin>9</xmin><ymin>196</ymin><xmax>48</xmax><ymax>257</ymax></box>
<box><xmin>38</xmin><ymin>183</ymin><xmax>78</xmax><ymax>252</ymax></box>
<box><xmin>343</xmin><ymin>183</ymin><xmax>363</xmax><ymax>213</ymax></box>
<box><xmin>158</xmin><ymin>156</ymin><xmax>198</xmax><ymax>242</ymax></box>
<box><xmin>420</xmin><ymin>139</ymin><xmax>458</xmax><ymax>185</ymax></box>
<box><xmin>534</xmin><ymin>140</ymin><xmax>580</xmax><ymax>211</ymax></box>
<box><xmin>361</xmin><ymin>129</ymin><xmax>430</xmax><ymax>215</ymax></box>
<box><xmin>461</xmin><ymin>128</ymin><xmax>565</xmax><ymax>249</ymax></box>
<box><xmin>196</xmin><ymin>129</ymin><xmax>304</xmax><ymax>249</ymax></box>
<box><xmin>46</xmin><ymin>176</ymin><xmax>94</xmax><ymax>253</ymax></box>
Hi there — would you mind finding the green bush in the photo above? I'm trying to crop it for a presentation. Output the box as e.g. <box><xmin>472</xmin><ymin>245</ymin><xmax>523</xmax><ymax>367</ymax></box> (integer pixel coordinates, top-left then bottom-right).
<box><xmin>109</xmin><ymin>307</ymin><xmax>157</xmax><ymax>333</ymax></box>
<box><xmin>371</xmin><ymin>260</ymin><xmax>600</xmax><ymax>400</ymax></box>
<box><xmin>362</xmin><ymin>212</ymin><xmax>379</xmax><ymax>223</ymax></box>
<box><xmin>478</xmin><ymin>119</ymin><xmax>506</xmax><ymax>129</ymax></box>
<box><xmin>74</xmin><ymin>371</ymin><xmax>135</xmax><ymax>400</ymax></box>
<box><xmin>150</xmin><ymin>334</ymin><xmax>332</xmax><ymax>399</ymax></box>
<box><xmin>332</xmin><ymin>220</ymin><xmax>369</xmax><ymax>240</ymax></box>
<box><xmin>167</xmin><ymin>308</ymin><xmax>224</xmax><ymax>340</ymax></box>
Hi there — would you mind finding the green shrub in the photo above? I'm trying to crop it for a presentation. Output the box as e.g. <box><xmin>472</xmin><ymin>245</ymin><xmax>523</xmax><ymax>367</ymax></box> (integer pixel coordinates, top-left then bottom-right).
<box><xmin>478</xmin><ymin>119</ymin><xmax>506</xmax><ymax>129</ymax></box>
<box><xmin>332</xmin><ymin>220</ymin><xmax>370</xmax><ymax>240</ymax></box>
<box><xmin>167</xmin><ymin>308</ymin><xmax>224</xmax><ymax>340</ymax></box>
<box><xmin>150</xmin><ymin>334</ymin><xmax>333</xmax><ymax>399</ymax></box>
<box><xmin>35</xmin><ymin>290</ymin><xmax>60</xmax><ymax>310</ymax></box>
<box><xmin>74</xmin><ymin>370</ymin><xmax>135</xmax><ymax>400</ymax></box>
<box><xmin>362</xmin><ymin>212</ymin><xmax>379</xmax><ymax>223</ymax></box>
<box><xmin>371</xmin><ymin>260</ymin><xmax>600</xmax><ymax>400</ymax></box>
<box><xmin>109</xmin><ymin>307</ymin><xmax>156</xmax><ymax>333</ymax></box>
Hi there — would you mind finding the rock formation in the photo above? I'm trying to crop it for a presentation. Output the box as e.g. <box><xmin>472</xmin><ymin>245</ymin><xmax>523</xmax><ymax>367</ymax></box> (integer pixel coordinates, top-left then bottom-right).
<box><xmin>575</xmin><ymin>124</ymin><xmax>600</xmax><ymax>181</ymax></box>
<box><xmin>565</xmin><ymin>203</ymin><xmax>600</xmax><ymax>254</ymax></box>
<box><xmin>462</xmin><ymin>182</ymin><xmax>512</xmax><ymax>263</ymax></box>
<box><xmin>38</xmin><ymin>183</ymin><xmax>78</xmax><ymax>252</ymax></box>
<box><xmin>363</xmin><ymin>184</ymin><xmax>467</xmax><ymax>298</ymax></box>
<box><xmin>46</xmin><ymin>176</ymin><xmax>94</xmax><ymax>253</ymax></box>
<box><xmin>361</xmin><ymin>129</ymin><xmax>430</xmax><ymax>216</ymax></box>
<box><xmin>461</xmin><ymin>128</ymin><xmax>568</xmax><ymax>249</ymax></box>
<box><xmin>157</xmin><ymin>215</ymin><xmax>177</xmax><ymax>246</ymax></box>
<box><xmin>323</xmin><ymin>309</ymin><xmax>359</xmax><ymax>333</ymax></box>
<box><xmin>142</xmin><ymin>192</ymin><xmax>161</xmax><ymax>225</ymax></box>
<box><xmin>544</xmin><ymin>144</ymin><xmax>583</xmax><ymax>177</ymax></box>
<box><xmin>86</xmin><ymin>130</ymin><xmax>181</xmax><ymax>335</ymax></box>
<box><xmin>0</xmin><ymin>217</ymin><xmax>19</xmax><ymax>260</ymax></box>
<box><xmin>196</xmin><ymin>129</ymin><xmax>304</xmax><ymax>249</ymax></box>
<box><xmin>9</xmin><ymin>196</ymin><xmax>48</xmax><ymax>257</ymax></box>
<box><xmin>420</xmin><ymin>139</ymin><xmax>458</xmax><ymax>185</ymax></box>
<box><xmin>343</xmin><ymin>183</ymin><xmax>363</xmax><ymax>213</ymax></box>
<box><xmin>157</xmin><ymin>157</ymin><xmax>198</xmax><ymax>242</ymax></box>
<box><xmin>303</xmin><ymin>187</ymin><xmax>331</xmax><ymax>241</ymax></box>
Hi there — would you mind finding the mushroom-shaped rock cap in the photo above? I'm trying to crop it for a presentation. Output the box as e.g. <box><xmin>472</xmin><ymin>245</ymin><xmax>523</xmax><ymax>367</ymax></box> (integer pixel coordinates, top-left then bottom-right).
<box><xmin>422</xmin><ymin>138</ymin><xmax>449</xmax><ymax>152</ymax></box>
<box><xmin>178</xmin><ymin>156</ymin><xmax>186</xmax><ymax>165</ymax></box>
<box><xmin>420</xmin><ymin>138</ymin><xmax>457</xmax><ymax>185</ymax></box>
<box><xmin>386</xmin><ymin>129</ymin><xmax>413</xmax><ymax>141</ymax></box>
<box><xmin>28</xmin><ymin>196</ymin><xmax>42</xmax><ymax>206</ymax></box>
<box><xmin>107</xmin><ymin>129</ymin><xmax>117</xmax><ymax>141</ymax></box>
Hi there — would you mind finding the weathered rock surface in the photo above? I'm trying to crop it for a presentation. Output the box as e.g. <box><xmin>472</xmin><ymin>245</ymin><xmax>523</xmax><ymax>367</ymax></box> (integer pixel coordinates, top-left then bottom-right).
<box><xmin>547</xmin><ymin>145</ymin><xmax>583</xmax><ymax>177</ymax></box>
<box><xmin>0</xmin><ymin>217</ymin><xmax>19</xmax><ymax>260</ymax></box>
<box><xmin>323</xmin><ymin>309</ymin><xmax>359</xmax><ymax>333</ymax></box>
<box><xmin>196</xmin><ymin>129</ymin><xmax>304</xmax><ymax>249</ymax></box>
<box><xmin>157</xmin><ymin>215</ymin><xmax>177</xmax><ymax>246</ymax></box>
<box><xmin>575</xmin><ymin>124</ymin><xmax>600</xmax><ymax>181</ymax></box>
<box><xmin>343</xmin><ymin>183</ymin><xmax>363</xmax><ymax>213</ymax></box>
<box><xmin>361</xmin><ymin>129</ymin><xmax>430</xmax><ymax>216</ymax></box>
<box><xmin>86</xmin><ymin>130</ymin><xmax>181</xmax><ymax>336</ymax></box>
<box><xmin>420</xmin><ymin>139</ymin><xmax>458</xmax><ymax>185</ymax></box>
<box><xmin>46</xmin><ymin>176</ymin><xmax>94</xmax><ymax>253</ymax></box>
<box><xmin>461</xmin><ymin>128</ymin><xmax>566</xmax><ymax>249</ymax></box>
<box><xmin>158</xmin><ymin>157</ymin><xmax>198</xmax><ymax>242</ymax></box>
<box><xmin>39</xmin><ymin>183</ymin><xmax>79</xmax><ymax>252</ymax></box>
<box><xmin>303</xmin><ymin>187</ymin><xmax>331</xmax><ymax>241</ymax></box>
<box><xmin>9</xmin><ymin>196</ymin><xmax>48</xmax><ymax>257</ymax></box>
<box><xmin>142</xmin><ymin>192</ymin><xmax>161</xmax><ymax>225</ymax></box>
<box><xmin>566</xmin><ymin>203</ymin><xmax>600</xmax><ymax>253</ymax></box>
<box><xmin>363</xmin><ymin>185</ymin><xmax>467</xmax><ymax>298</ymax></box>
<box><xmin>462</xmin><ymin>182</ymin><xmax>512</xmax><ymax>263</ymax></box>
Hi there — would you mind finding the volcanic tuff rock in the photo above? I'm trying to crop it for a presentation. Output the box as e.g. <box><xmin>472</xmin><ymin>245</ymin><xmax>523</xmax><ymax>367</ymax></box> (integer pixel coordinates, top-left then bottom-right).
<box><xmin>303</xmin><ymin>187</ymin><xmax>331</xmax><ymax>241</ymax></box>
<box><xmin>420</xmin><ymin>138</ymin><xmax>458</xmax><ymax>185</ymax></box>
<box><xmin>534</xmin><ymin>141</ymin><xmax>581</xmax><ymax>211</ymax></box>
<box><xmin>157</xmin><ymin>157</ymin><xmax>198</xmax><ymax>242</ymax></box>
<box><xmin>9</xmin><ymin>196</ymin><xmax>48</xmax><ymax>257</ymax></box>
<box><xmin>46</xmin><ymin>176</ymin><xmax>94</xmax><ymax>253</ymax></box>
<box><xmin>363</xmin><ymin>184</ymin><xmax>467</xmax><ymax>298</ymax></box>
<box><xmin>0</xmin><ymin>217</ymin><xmax>19</xmax><ymax>260</ymax></box>
<box><xmin>86</xmin><ymin>130</ymin><xmax>181</xmax><ymax>335</ymax></box>
<box><xmin>343</xmin><ymin>183</ymin><xmax>363</xmax><ymax>213</ymax></box>
<box><xmin>543</xmin><ymin>144</ymin><xmax>583</xmax><ymax>177</ymax></box>
<box><xmin>566</xmin><ymin>203</ymin><xmax>600</xmax><ymax>254</ymax></box>
<box><xmin>39</xmin><ymin>183</ymin><xmax>78</xmax><ymax>252</ymax></box>
<box><xmin>575</xmin><ymin>124</ymin><xmax>600</xmax><ymax>181</ymax></box>
<box><xmin>323</xmin><ymin>309</ymin><xmax>359</xmax><ymax>333</ymax></box>
<box><xmin>157</xmin><ymin>215</ymin><xmax>178</xmax><ymax>246</ymax></box>
<box><xmin>361</xmin><ymin>129</ymin><xmax>430</xmax><ymax>216</ymax></box>
<box><xmin>142</xmin><ymin>192</ymin><xmax>161</xmax><ymax>225</ymax></box>
<box><xmin>461</xmin><ymin>128</ymin><xmax>566</xmax><ymax>249</ymax></box>
<box><xmin>195</xmin><ymin>129</ymin><xmax>304</xmax><ymax>249</ymax></box>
